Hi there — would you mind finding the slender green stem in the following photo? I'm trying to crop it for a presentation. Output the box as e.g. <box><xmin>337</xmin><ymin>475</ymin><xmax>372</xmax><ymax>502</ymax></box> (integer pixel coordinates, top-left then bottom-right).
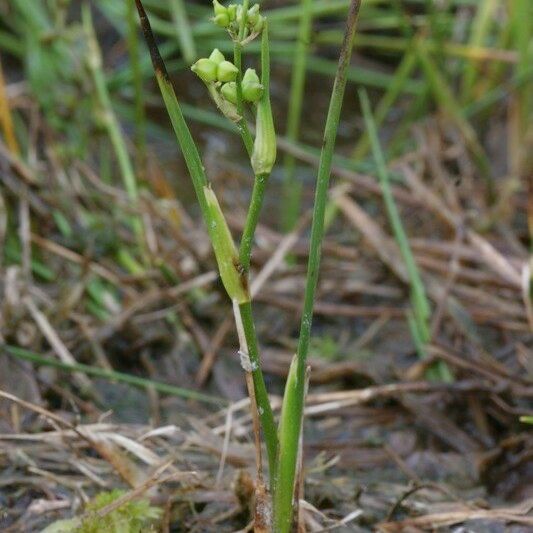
<box><xmin>460</xmin><ymin>0</ymin><xmax>497</xmax><ymax>103</ymax></box>
<box><xmin>4</xmin><ymin>345</ymin><xmax>223</xmax><ymax>405</ymax></box>
<box><xmin>238</xmin><ymin>21</ymin><xmax>273</xmax><ymax>271</ymax></box>
<box><xmin>352</xmin><ymin>45</ymin><xmax>417</xmax><ymax>159</ymax></box>
<box><xmin>416</xmin><ymin>40</ymin><xmax>491</xmax><ymax>179</ymax></box>
<box><xmin>281</xmin><ymin>0</ymin><xmax>313</xmax><ymax>233</ymax></box>
<box><xmin>126</xmin><ymin>0</ymin><xmax>146</xmax><ymax>164</ymax></box>
<box><xmin>169</xmin><ymin>0</ymin><xmax>197</xmax><ymax>64</ymax></box>
<box><xmin>359</xmin><ymin>89</ymin><xmax>430</xmax><ymax>323</ymax></box>
<box><xmin>135</xmin><ymin>1</ymin><xmax>210</xmax><ymax>222</ymax></box>
<box><xmin>359</xmin><ymin>88</ymin><xmax>452</xmax><ymax>382</ymax></box>
<box><xmin>273</xmin><ymin>2</ymin><xmax>362</xmax><ymax>531</ymax></box>
<box><xmin>238</xmin><ymin>301</ymin><xmax>278</xmax><ymax>480</ymax></box>
<box><xmin>239</xmin><ymin>173</ymin><xmax>267</xmax><ymax>270</ymax></box>
<box><xmin>233</xmin><ymin>0</ymin><xmax>254</xmax><ymax>155</ymax></box>
<box><xmin>83</xmin><ymin>4</ymin><xmax>144</xmax><ymax>248</ymax></box>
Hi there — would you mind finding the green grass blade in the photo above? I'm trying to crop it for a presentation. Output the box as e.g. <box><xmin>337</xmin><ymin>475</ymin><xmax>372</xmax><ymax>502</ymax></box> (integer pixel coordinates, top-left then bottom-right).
<box><xmin>169</xmin><ymin>0</ymin><xmax>197</xmax><ymax>64</ymax></box>
<box><xmin>4</xmin><ymin>345</ymin><xmax>224</xmax><ymax>405</ymax></box>
<box><xmin>281</xmin><ymin>0</ymin><xmax>313</xmax><ymax>232</ymax></box>
<box><xmin>460</xmin><ymin>0</ymin><xmax>497</xmax><ymax>103</ymax></box>
<box><xmin>274</xmin><ymin>2</ymin><xmax>363</xmax><ymax>531</ymax></box>
<box><xmin>359</xmin><ymin>89</ymin><xmax>452</xmax><ymax>381</ymax></box>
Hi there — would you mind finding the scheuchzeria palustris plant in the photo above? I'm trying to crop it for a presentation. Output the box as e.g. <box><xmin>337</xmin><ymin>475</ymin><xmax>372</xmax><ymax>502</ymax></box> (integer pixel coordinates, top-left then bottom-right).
<box><xmin>135</xmin><ymin>0</ymin><xmax>362</xmax><ymax>530</ymax></box>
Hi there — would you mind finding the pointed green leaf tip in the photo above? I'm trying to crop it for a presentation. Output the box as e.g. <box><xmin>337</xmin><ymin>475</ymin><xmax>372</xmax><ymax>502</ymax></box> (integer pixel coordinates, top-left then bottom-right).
<box><xmin>274</xmin><ymin>354</ymin><xmax>303</xmax><ymax>532</ymax></box>
<box><xmin>204</xmin><ymin>186</ymin><xmax>250</xmax><ymax>304</ymax></box>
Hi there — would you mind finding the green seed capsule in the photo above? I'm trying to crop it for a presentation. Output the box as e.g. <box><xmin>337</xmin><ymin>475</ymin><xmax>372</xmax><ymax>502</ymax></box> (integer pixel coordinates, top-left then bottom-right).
<box><xmin>253</xmin><ymin>15</ymin><xmax>264</xmax><ymax>33</ymax></box>
<box><xmin>191</xmin><ymin>58</ymin><xmax>217</xmax><ymax>83</ymax></box>
<box><xmin>209</xmin><ymin>48</ymin><xmax>225</xmax><ymax>66</ymax></box>
<box><xmin>242</xmin><ymin>82</ymin><xmax>263</xmax><ymax>103</ymax></box>
<box><xmin>227</xmin><ymin>4</ymin><xmax>237</xmax><ymax>21</ymax></box>
<box><xmin>213</xmin><ymin>12</ymin><xmax>230</xmax><ymax>27</ymax></box>
<box><xmin>221</xmin><ymin>82</ymin><xmax>238</xmax><ymax>105</ymax></box>
<box><xmin>204</xmin><ymin>186</ymin><xmax>250</xmax><ymax>304</ymax></box>
<box><xmin>247</xmin><ymin>4</ymin><xmax>260</xmax><ymax>25</ymax></box>
<box><xmin>242</xmin><ymin>69</ymin><xmax>263</xmax><ymax>102</ymax></box>
<box><xmin>242</xmin><ymin>68</ymin><xmax>260</xmax><ymax>86</ymax></box>
<box><xmin>217</xmin><ymin>60</ymin><xmax>238</xmax><ymax>82</ymax></box>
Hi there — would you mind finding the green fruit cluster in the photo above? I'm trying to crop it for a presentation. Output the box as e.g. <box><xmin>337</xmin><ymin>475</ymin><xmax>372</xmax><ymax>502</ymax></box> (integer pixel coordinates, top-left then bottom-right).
<box><xmin>213</xmin><ymin>0</ymin><xmax>265</xmax><ymax>35</ymax></box>
<box><xmin>191</xmin><ymin>49</ymin><xmax>263</xmax><ymax>106</ymax></box>
<box><xmin>191</xmin><ymin>49</ymin><xmax>238</xmax><ymax>84</ymax></box>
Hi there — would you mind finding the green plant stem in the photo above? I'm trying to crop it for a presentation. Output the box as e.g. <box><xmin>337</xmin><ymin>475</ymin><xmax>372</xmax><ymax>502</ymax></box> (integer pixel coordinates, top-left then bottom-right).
<box><xmin>238</xmin><ymin>301</ymin><xmax>278</xmax><ymax>480</ymax></box>
<box><xmin>233</xmin><ymin>0</ymin><xmax>253</xmax><ymax>156</ymax></box>
<box><xmin>359</xmin><ymin>88</ymin><xmax>452</xmax><ymax>381</ymax></box>
<box><xmin>352</xmin><ymin>46</ymin><xmax>417</xmax><ymax>159</ymax></box>
<box><xmin>238</xmin><ymin>20</ymin><xmax>273</xmax><ymax>271</ymax></box>
<box><xmin>415</xmin><ymin>40</ymin><xmax>491</xmax><ymax>179</ymax></box>
<box><xmin>281</xmin><ymin>0</ymin><xmax>313</xmax><ymax>233</ymax></box>
<box><xmin>83</xmin><ymin>5</ymin><xmax>144</xmax><ymax>246</ymax></box>
<box><xmin>169</xmin><ymin>0</ymin><xmax>197</xmax><ymax>64</ymax></box>
<box><xmin>359</xmin><ymin>89</ymin><xmax>430</xmax><ymax>322</ymax></box>
<box><xmin>126</xmin><ymin>0</ymin><xmax>147</xmax><ymax>164</ymax></box>
<box><xmin>460</xmin><ymin>0</ymin><xmax>497</xmax><ymax>103</ymax></box>
<box><xmin>239</xmin><ymin>173</ymin><xmax>267</xmax><ymax>271</ymax></box>
<box><xmin>273</xmin><ymin>2</ymin><xmax>362</xmax><ymax>531</ymax></box>
<box><xmin>4</xmin><ymin>345</ymin><xmax>223</xmax><ymax>405</ymax></box>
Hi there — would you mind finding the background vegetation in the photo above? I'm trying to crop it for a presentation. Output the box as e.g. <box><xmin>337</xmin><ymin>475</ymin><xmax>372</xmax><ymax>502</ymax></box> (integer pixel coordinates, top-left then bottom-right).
<box><xmin>0</xmin><ymin>0</ymin><xmax>531</xmax><ymax>531</ymax></box>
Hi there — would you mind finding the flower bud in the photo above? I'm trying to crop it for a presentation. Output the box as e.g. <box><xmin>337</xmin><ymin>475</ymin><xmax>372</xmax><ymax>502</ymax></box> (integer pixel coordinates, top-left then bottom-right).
<box><xmin>208</xmin><ymin>48</ymin><xmax>225</xmax><ymax>66</ymax></box>
<box><xmin>213</xmin><ymin>0</ymin><xmax>226</xmax><ymax>16</ymax></box>
<box><xmin>191</xmin><ymin>58</ymin><xmax>217</xmax><ymax>83</ymax></box>
<box><xmin>220</xmin><ymin>82</ymin><xmax>238</xmax><ymax>105</ymax></box>
<box><xmin>213</xmin><ymin>12</ymin><xmax>230</xmax><ymax>27</ymax></box>
<box><xmin>203</xmin><ymin>186</ymin><xmax>250</xmax><ymax>304</ymax></box>
<box><xmin>217</xmin><ymin>60</ymin><xmax>238</xmax><ymax>82</ymax></box>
